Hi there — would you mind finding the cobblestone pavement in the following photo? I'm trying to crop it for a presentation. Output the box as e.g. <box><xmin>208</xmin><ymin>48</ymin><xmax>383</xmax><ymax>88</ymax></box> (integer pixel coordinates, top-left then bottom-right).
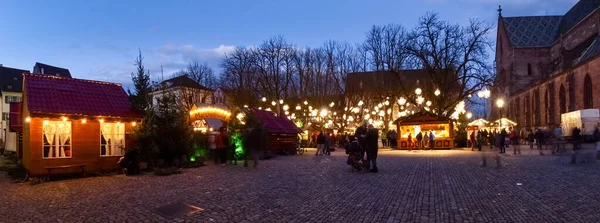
<box><xmin>1</xmin><ymin>148</ymin><xmax>600</xmax><ymax>223</ymax></box>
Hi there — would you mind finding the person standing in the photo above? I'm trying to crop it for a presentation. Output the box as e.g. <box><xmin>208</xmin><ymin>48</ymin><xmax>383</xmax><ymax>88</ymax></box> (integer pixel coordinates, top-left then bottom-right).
<box><xmin>316</xmin><ymin>131</ymin><xmax>325</xmax><ymax>156</ymax></box>
<box><xmin>429</xmin><ymin>131</ymin><xmax>435</xmax><ymax>150</ymax></box>
<box><xmin>500</xmin><ymin>128</ymin><xmax>507</xmax><ymax>153</ymax></box>
<box><xmin>572</xmin><ymin>127</ymin><xmax>582</xmax><ymax>150</ymax></box>
<box><xmin>594</xmin><ymin>124</ymin><xmax>600</xmax><ymax>160</ymax></box>
<box><xmin>424</xmin><ymin>131</ymin><xmax>430</xmax><ymax>151</ymax></box>
<box><xmin>324</xmin><ymin>132</ymin><xmax>331</xmax><ymax>155</ymax></box>
<box><xmin>366</xmin><ymin>124</ymin><xmax>379</xmax><ymax>172</ymax></box>
<box><xmin>416</xmin><ymin>132</ymin><xmax>423</xmax><ymax>150</ymax></box>
<box><xmin>381</xmin><ymin>130</ymin><xmax>387</xmax><ymax>148</ymax></box>
<box><xmin>407</xmin><ymin>132</ymin><xmax>413</xmax><ymax>152</ymax></box>
<box><xmin>477</xmin><ymin>130</ymin><xmax>483</xmax><ymax>151</ymax></box>
<box><xmin>355</xmin><ymin>122</ymin><xmax>368</xmax><ymax>158</ymax></box>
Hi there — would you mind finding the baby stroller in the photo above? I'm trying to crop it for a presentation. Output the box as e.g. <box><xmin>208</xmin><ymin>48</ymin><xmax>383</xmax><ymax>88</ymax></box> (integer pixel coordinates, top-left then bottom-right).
<box><xmin>346</xmin><ymin>141</ymin><xmax>368</xmax><ymax>172</ymax></box>
<box><xmin>118</xmin><ymin>149</ymin><xmax>140</xmax><ymax>176</ymax></box>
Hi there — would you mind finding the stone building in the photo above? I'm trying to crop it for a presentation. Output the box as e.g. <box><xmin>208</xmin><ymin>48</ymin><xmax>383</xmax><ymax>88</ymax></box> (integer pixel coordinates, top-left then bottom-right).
<box><xmin>491</xmin><ymin>0</ymin><xmax>600</xmax><ymax>130</ymax></box>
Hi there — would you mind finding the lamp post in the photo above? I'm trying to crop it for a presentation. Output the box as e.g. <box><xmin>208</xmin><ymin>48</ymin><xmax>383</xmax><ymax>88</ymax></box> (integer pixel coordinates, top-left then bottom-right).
<box><xmin>478</xmin><ymin>88</ymin><xmax>491</xmax><ymax>118</ymax></box>
<box><xmin>496</xmin><ymin>99</ymin><xmax>504</xmax><ymax>127</ymax></box>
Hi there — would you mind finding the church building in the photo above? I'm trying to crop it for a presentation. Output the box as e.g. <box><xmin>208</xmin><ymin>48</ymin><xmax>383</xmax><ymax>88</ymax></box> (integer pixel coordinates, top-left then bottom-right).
<box><xmin>492</xmin><ymin>0</ymin><xmax>600</xmax><ymax>129</ymax></box>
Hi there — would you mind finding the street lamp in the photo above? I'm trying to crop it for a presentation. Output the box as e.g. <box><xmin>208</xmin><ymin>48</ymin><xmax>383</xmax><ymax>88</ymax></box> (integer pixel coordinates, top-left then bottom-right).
<box><xmin>466</xmin><ymin>112</ymin><xmax>472</xmax><ymax>119</ymax></box>
<box><xmin>496</xmin><ymin>99</ymin><xmax>504</xmax><ymax>127</ymax></box>
<box><xmin>478</xmin><ymin>88</ymin><xmax>491</xmax><ymax>118</ymax></box>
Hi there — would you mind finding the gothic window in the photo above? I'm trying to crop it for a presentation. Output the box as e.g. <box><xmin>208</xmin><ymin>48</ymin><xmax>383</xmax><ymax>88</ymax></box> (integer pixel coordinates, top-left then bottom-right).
<box><xmin>559</xmin><ymin>85</ymin><xmax>567</xmax><ymax>114</ymax></box>
<box><xmin>534</xmin><ymin>89</ymin><xmax>540</xmax><ymax>126</ymax></box>
<box><xmin>545</xmin><ymin>88</ymin><xmax>550</xmax><ymax>125</ymax></box>
<box><xmin>527</xmin><ymin>63</ymin><xmax>532</xmax><ymax>76</ymax></box>
<box><xmin>525</xmin><ymin>94</ymin><xmax>531</xmax><ymax>127</ymax></box>
<box><xmin>584</xmin><ymin>74</ymin><xmax>593</xmax><ymax>109</ymax></box>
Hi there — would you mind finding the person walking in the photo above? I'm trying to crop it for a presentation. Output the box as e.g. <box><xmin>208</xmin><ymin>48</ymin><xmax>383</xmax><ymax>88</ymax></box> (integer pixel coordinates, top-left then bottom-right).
<box><xmin>243</xmin><ymin>127</ymin><xmax>262</xmax><ymax>168</ymax></box>
<box><xmin>500</xmin><ymin>128</ymin><xmax>508</xmax><ymax>153</ymax></box>
<box><xmin>316</xmin><ymin>131</ymin><xmax>326</xmax><ymax>156</ymax></box>
<box><xmin>554</xmin><ymin>125</ymin><xmax>563</xmax><ymax>154</ymax></box>
<box><xmin>535</xmin><ymin>128</ymin><xmax>545</xmax><ymax>155</ymax></box>
<box><xmin>215</xmin><ymin>126</ymin><xmax>230</xmax><ymax>166</ymax></box>
<box><xmin>324</xmin><ymin>132</ymin><xmax>331</xmax><ymax>155</ymax></box>
<box><xmin>477</xmin><ymin>130</ymin><xmax>484</xmax><ymax>151</ymax></box>
<box><xmin>470</xmin><ymin>131</ymin><xmax>476</xmax><ymax>151</ymax></box>
<box><xmin>527</xmin><ymin>130</ymin><xmax>535</xmax><ymax>150</ymax></box>
<box><xmin>366</xmin><ymin>124</ymin><xmax>379</xmax><ymax>172</ymax></box>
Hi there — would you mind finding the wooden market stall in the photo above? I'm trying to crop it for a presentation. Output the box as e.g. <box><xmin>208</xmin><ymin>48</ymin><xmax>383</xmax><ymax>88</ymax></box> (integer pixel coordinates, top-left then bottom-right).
<box><xmin>489</xmin><ymin>118</ymin><xmax>517</xmax><ymax>132</ymax></box>
<box><xmin>20</xmin><ymin>74</ymin><xmax>142</xmax><ymax>177</ymax></box>
<box><xmin>252</xmin><ymin>109</ymin><xmax>303</xmax><ymax>155</ymax></box>
<box><xmin>467</xmin><ymin>118</ymin><xmax>490</xmax><ymax>136</ymax></box>
<box><xmin>393</xmin><ymin>112</ymin><xmax>454</xmax><ymax>149</ymax></box>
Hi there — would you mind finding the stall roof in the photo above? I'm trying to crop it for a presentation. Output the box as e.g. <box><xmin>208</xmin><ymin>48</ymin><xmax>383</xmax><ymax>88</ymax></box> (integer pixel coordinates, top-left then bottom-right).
<box><xmin>490</xmin><ymin>118</ymin><xmax>517</xmax><ymax>126</ymax></box>
<box><xmin>393</xmin><ymin>112</ymin><xmax>451</xmax><ymax>125</ymax></box>
<box><xmin>24</xmin><ymin>73</ymin><xmax>142</xmax><ymax>119</ymax></box>
<box><xmin>251</xmin><ymin>110</ymin><xmax>303</xmax><ymax>134</ymax></box>
<box><xmin>468</xmin><ymin>118</ymin><xmax>489</xmax><ymax>126</ymax></box>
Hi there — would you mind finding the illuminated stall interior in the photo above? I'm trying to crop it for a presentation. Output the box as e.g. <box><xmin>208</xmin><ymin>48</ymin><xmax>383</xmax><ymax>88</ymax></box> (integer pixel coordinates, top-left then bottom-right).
<box><xmin>393</xmin><ymin>112</ymin><xmax>454</xmax><ymax>149</ymax></box>
<box><xmin>189</xmin><ymin>104</ymin><xmax>231</xmax><ymax>133</ymax></box>
<box><xmin>467</xmin><ymin>118</ymin><xmax>489</xmax><ymax>136</ymax></box>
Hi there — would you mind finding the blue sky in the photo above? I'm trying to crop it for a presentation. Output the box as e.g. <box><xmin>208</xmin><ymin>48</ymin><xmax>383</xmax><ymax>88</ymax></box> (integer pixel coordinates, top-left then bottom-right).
<box><xmin>0</xmin><ymin>0</ymin><xmax>577</xmax><ymax>88</ymax></box>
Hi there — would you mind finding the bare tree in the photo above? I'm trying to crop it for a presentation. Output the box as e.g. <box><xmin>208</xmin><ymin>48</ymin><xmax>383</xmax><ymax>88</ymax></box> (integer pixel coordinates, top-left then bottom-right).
<box><xmin>396</xmin><ymin>13</ymin><xmax>494</xmax><ymax>116</ymax></box>
<box><xmin>187</xmin><ymin>61</ymin><xmax>218</xmax><ymax>89</ymax></box>
<box><xmin>220</xmin><ymin>46</ymin><xmax>258</xmax><ymax>107</ymax></box>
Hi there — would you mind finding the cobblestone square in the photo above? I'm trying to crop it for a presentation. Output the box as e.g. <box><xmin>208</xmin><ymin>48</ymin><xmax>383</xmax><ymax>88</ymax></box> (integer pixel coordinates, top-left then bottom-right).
<box><xmin>2</xmin><ymin>148</ymin><xmax>600</xmax><ymax>223</ymax></box>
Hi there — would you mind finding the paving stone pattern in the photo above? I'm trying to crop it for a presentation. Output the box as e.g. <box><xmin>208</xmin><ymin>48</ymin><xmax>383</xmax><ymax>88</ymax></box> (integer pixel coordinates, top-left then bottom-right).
<box><xmin>1</xmin><ymin>148</ymin><xmax>600</xmax><ymax>223</ymax></box>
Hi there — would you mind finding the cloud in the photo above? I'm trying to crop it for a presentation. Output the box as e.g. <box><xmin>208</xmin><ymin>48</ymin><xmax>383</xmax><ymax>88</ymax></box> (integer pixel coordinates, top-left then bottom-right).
<box><xmin>149</xmin><ymin>44</ymin><xmax>235</xmax><ymax>78</ymax></box>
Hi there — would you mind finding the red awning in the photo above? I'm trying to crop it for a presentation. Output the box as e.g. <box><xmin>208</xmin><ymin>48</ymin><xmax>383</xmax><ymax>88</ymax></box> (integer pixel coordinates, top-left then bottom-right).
<box><xmin>252</xmin><ymin>110</ymin><xmax>303</xmax><ymax>134</ymax></box>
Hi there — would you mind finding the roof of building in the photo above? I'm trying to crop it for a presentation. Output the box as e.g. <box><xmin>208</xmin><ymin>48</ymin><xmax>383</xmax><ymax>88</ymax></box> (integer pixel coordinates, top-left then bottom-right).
<box><xmin>24</xmin><ymin>73</ymin><xmax>141</xmax><ymax>119</ymax></box>
<box><xmin>251</xmin><ymin>109</ymin><xmax>303</xmax><ymax>134</ymax></box>
<box><xmin>502</xmin><ymin>16</ymin><xmax>563</xmax><ymax>47</ymax></box>
<box><xmin>158</xmin><ymin>75</ymin><xmax>214</xmax><ymax>91</ymax></box>
<box><xmin>501</xmin><ymin>0</ymin><xmax>600</xmax><ymax>48</ymax></box>
<box><xmin>34</xmin><ymin>62</ymin><xmax>72</xmax><ymax>78</ymax></box>
<box><xmin>0</xmin><ymin>66</ymin><xmax>29</xmax><ymax>92</ymax></box>
<box><xmin>393</xmin><ymin>111</ymin><xmax>451</xmax><ymax>125</ymax></box>
<box><xmin>573</xmin><ymin>35</ymin><xmax>600</xmax><ymax>65</ymax></box>
<box><xmin>559</xmin><ymin>0</ymin><xmax>600</xmax><ymax>34</ymax></box>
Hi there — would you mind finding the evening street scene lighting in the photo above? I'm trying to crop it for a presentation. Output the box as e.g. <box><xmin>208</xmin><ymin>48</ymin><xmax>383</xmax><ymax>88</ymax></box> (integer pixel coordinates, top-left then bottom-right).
<box><xmin>2</xmin><ymin>1</ymin><xmax>600</xmax><ymax>222</ymax></box>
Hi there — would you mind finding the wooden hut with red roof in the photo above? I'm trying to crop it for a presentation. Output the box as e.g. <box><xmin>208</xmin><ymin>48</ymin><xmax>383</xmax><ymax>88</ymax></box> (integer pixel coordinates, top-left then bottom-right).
<box><xmin>20</xmin><ymin>74</ymin><xmax>142</xmax><ymax>176</ymax></box>
<box><xmin>251</xmin><ymin>109</ymin><xmax>303</xmax><ymax>155</ymax></box>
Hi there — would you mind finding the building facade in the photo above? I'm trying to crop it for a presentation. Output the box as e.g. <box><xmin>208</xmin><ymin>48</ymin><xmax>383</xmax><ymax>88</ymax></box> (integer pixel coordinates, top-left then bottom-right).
<box><xmin>492</xmin><ymin>1</ymin><xmax>600</xmax><ymax>129</ymax></box>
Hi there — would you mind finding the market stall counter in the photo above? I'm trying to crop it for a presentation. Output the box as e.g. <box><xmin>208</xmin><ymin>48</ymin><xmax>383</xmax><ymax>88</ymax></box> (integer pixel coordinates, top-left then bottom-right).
<box><xmin>393</xmin><ymin>112</ymin><xmax>454</xmax><ymax>149</ymax></box>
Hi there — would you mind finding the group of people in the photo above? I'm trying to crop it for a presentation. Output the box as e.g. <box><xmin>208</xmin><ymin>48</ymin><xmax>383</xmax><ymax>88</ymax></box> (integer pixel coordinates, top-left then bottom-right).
<box><xmin>345</xmin><ymin>121</ymin><xmax>380</xmax><ymax>173</ymax></box>
<box><xmin>405</xmin><ymin>131</ymin><xmax>435</xmax><ymax>151</ymax></box>
<box><xmin>314</xmin><ymin>131</ymin><xmax>334</xmax><ymax>155</ymax></box>
<box><xmin>469</xmin><ymin>124</ymin><xmax>600</xmax><ymax>156</ymax></box>
<box><xmin>381</xmin><ymin>129</ymin><xmax>398</xmax><ymax>148</ymax></box>
<box><xmin>211</xmin><ymin>124</ymin><xmax>263</xmax><ymax>168</ymax></box>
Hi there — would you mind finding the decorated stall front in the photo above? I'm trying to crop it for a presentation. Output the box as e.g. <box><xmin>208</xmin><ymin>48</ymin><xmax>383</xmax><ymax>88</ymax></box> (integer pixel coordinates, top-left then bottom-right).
<box><xmin>393</xmin><ymin>112</ymin><xmax>454</xmax><ymax>149</ymax></box>
<box><xmin>252</xmin><ymin>109</ymin><xmax>303</xmax><ymax>155</ymax></box>
<box><xmin>489</xmin><ymin>118</ymin><xmax>517</xmax><ymax>132</ymax></box>
<box><xmin>467</xmin><ymin>118</ymin><xmax>489</xmax><ymax>136</ymax></box>
<box><xmin>21</xmin><ymin>74</ymin><xmax>142</xmax><ymax>177</ymax></box>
